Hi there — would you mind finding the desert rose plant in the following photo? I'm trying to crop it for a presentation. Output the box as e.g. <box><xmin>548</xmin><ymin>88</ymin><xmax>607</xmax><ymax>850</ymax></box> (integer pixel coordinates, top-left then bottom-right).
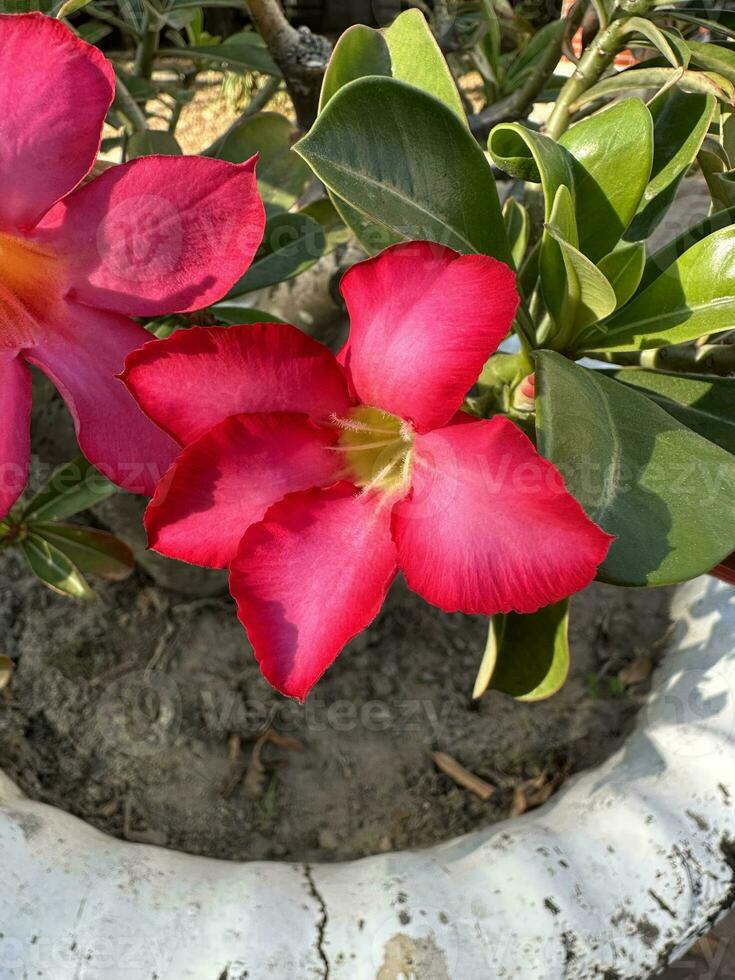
<box><xmin>1</xmin><ymin>3</ymin><xmax>734</xmax><ymax>705</ymax></box>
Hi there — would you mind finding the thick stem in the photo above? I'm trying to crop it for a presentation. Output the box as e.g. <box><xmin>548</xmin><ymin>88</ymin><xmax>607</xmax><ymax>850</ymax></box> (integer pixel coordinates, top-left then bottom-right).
<box><xmin>246</xmin><ymin>0</ymin><xmax>330</xmax><ymax>130</ymax></box>
<box><xmin>114</xmin><ymin>70</ymin><xmax>148</xmax><ymax>132</ymax></box>
<box><xmin>135</xmin><ymin>11</ymin><xmax>160</xmax><ymax>81</ymax></box>
<box><xmin>593</xmin><ymin>343</ymin><xmax>735</xmax><ymax>376</ymax></box>
<box><xmin>545</xmin><ymin>0</ymin><xmax>655</xmax><ymax>140</ymax></box>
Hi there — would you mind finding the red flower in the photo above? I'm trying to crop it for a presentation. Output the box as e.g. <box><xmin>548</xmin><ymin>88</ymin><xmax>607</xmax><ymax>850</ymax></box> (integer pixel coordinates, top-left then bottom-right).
<box><xmin>0</xmin><ymin>14</ymin><xmax>264</xmax><ymax>515</ymax></box>
<box><xmin>124</xmin><ymin>241</ymin><xmax>612</xmax><ymax>700</ymax></box>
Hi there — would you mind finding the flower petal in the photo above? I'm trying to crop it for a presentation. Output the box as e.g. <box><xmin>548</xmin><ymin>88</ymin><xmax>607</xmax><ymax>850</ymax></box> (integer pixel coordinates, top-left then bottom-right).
<box><xmin>37</xmin><ymin>155</ymin><xmax>265</xmax><ymax>316</ymax></box>
<box><xmin>122</xmin><ymin>322</ymin><xmax>351</xmax><ymax>445</ymax></box>
<box><xmin>0</xmin><ymin>354</ymin><xmax>31</xmax><ymax>519</ymax></box>
<box><xmin>25</xmin><ymin>303</ymin><xmax>178</xmax><ymax>496</ymax></box>
<box><xmin>340</xmin><ymin>241</ymin><xmax>518</xmax><ymax>431</ymax></box>
<box><xmin>392</xmin><ymin>416</ymin><xmax>612</xmax><ymax>614</ymax></box>
<box><xmin>0</xmin><ymin>14</ymin><xmax>114</xmax><ymax>232</ymax></box>
<box><xmin>231</xmin><ymin>483</ymin><xmax>397</xmax><ymax>701</ymax></box>
<box><xmin>146</xmin><ymin>413</ymin><xmax>342</xmax><ymax>569</ymax></box>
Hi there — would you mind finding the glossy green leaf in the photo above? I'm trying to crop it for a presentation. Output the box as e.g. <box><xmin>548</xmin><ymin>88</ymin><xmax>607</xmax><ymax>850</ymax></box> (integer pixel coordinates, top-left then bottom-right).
<box><xmin>581</xmin><ymin>226</ymin><xmax>735</xmax><ymax>352</ymax></box>
<box><xmin>598</xmin><ymin>242</ymin><xmax>646</xmax><ymax>309</ymax></box>
<box><xmin>474</xmin><ymin>600</ymin><xmax>570</xmax><ymax>702</ymax></box>
<box><xmin>126</xmin><ymin>129</ymin><xmax>182</xmax><ymax>159</ymax></box>
<box><xmin>207</xmin><ymin>113</ymin><xmax>311</xmax><ymax>212</ymax></box>
<box><xmin>22</xmin><ymin>458</ymin><xmax>116</xmax><ymax>523</ymax></box>
<box><xmin>33</xmin><ymin>524</ymin><xmax>133</xmax><ymax>581</ymax></box>
<box><xmin>535</xmin><ymin>351</ymin><xmax>735</xmax><ymax>586</ymax></box>
<box><xmin>319</xmin><ymin>24</ymin><xmax>391</xmax><ymax>111</ymax></box>
<box><xmin>488</xmin><ymin>122</ymin><xmax>574</xmax><ymax>219</ymax></box>
<box><xmin>609</xmin><ymin>369</ymin><xmax>735</xmax><ymax>456</ymax></box>
<box><xmin>640</xmin><ymin>205</ymin><xmax>735</xmax><ymax>292</ymax></box>
<box><xmin>622</xmin><ymin>18</ymin><xmax>690</xmax><ymax>68</ymax></box>
<box><xmin>172</xmin><ymin>31</ymin><xmax>280</xmax><ymax>76</ymax></box>
<box><xmin>226</xmin><ymin>212</ymin><xmax>325</xmax><ymax>298</ymax></box>
<box><xmin>559</xmin><ymin>99</ymin><xmax>653</xmax><ymax>262</ymax></box>
<box><xmin>21</xmin><ymin>533</ymin><xmax>94</xmax><ymax>600</ymax></box>
<box><xmin>503</xmin><ymin>197</ymin><xmax>529</xmax><ymax>271</ymax></box>
<box><xmin>541</xmin><ymin>186</ymin><xmax>617</xmax><ymax>340</ymax></box>
<box><xmin>57</xmin><ymin>0</ymin><xmax>92</xmax><ymax>17</ymax></box>
<box><xmin>319</xmin><ymin>10</ymin><xmax>463</xmax><ymax>121</ymax></box>
<box><xmin>687</xmin><ymin>39</ymin><xmax>735</xmax><ymax>85</ymax></box>
<box><xmin>625</xmin><ymin>89</ymin><xmax>715</xmax><ymax>242</ymax></box>
<box><xmin>296</xmin><ymin>77</ymin><xmax>509</xmax><ymax>261</ymax></box>
<box><xmin>699</xmin><ymin>147</ymin><xmax>735</xmax><ymax>212</ymax></box>
<box><xmin>383</xmin><ymin>8</ymin><xmax>464</xmax><ymax>120</ymax></box>
<box><xmin>576</xmin><ymin>67</ymin><xmax>734</xmax><ymax>108</ymax></box>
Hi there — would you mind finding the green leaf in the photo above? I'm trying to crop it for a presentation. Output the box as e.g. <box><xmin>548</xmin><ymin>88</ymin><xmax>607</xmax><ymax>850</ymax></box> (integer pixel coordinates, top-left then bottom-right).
<box><xmin>541</xmin><ymin>186</ymin><xmax>617</xmax><ymax>339</ymax></box>
<box><xmin>488</xmin><ymin>122</ymin><xmax>575</xmax><ymax>219</ymax></box>
<box><xmin>171</xmin><ymin>31</ymin><xmax>280</xmax><ymax>76</ymax></box>
<box><xmin>625</xmin><ymin>89</ymin><xmax>715</xmax><ymax>242</ymax></box>
<box><xmin>296</xmin><ymin>77</ymin><xmax>509</xmax><ymax>262</ymax></box>
<box><xmin>208</xmin><ymin>305</ymin><xmax>286</xmax><ymax>325</ymax></box>
<box><xmin>621</xmin><ymin>18</ymin><xmax>690</xmax><ymax>68</ymax></box>
<box><xmin>699</xmin><ymin>147</ymin><xmax>735</xmax><ymax>212</ymax></box>
<box><xmin>687</xmin><ymin>39</ymin><xmax>735</xmax><ymax>85</ymax></box>
<box><xmin>226</xmin><ymin>212</ymin><xmax>326</xmax><ymax>298</ymax></box>
<box><xmin>22</xmin><ymin>458</ymin><xmax>116</xmax><ymax>523</ymax></box>
<box><xmin>126</xmin><ymin>130</ymin><xmax>182</xmax><ymax>159</ymax></box>
<box><xmin>581</xmin><ymin>226</ymin><xmax>735</xmax><ymax>352</ymax></box>
<box><xmin>33</xmin><ymin>524</ymin><xmax>133</xmax><ymax>582</ymax></box>
<box><xmin>609</xmin><ymin>369</ymin><xmax>735</xmax><ymax>456</ymax></box>
<box><xmin>299</xmin><ymin>197</ymin><xmax>352</xmax><ymax>251</ymax></box>
<box><xmin>383</xmin><ymin>8</ymin><xmax>464</xmax><ymax>120</ymax></box>
<box><xmin>559</xmin><ymin>99</ymin><xmax>653</xmax><ymax>262</ymax></box>
<box><xmin>503</xmin><ymin>197</ymin><xmax>529</xmax><ymax>271</ymax></box>
<box><xmin>207</xmin><ymin>113</ymin><xmax>311</xmax><ymax>212</ymax></box>
<box><xmin>535</xmin><ymin>351</ymin><xmax>735</xmax><ymax>586</ymax></box>
<box><xmin>474</xmin><ymin>601</ymin><xmax>570</xmax><ymax>702</ymax></box>
<box><xmin>576</xmin><ymin>67</ymin><xmax>735</xmax><ymax>108</ymax></box>
<box><xmin>319</xmin><ymin>24</ymin><xmax>391</xmax><ymax>111</ymax></box>
<box><xmin>21</xmin><ymin>533</ymin><xmax>95</xmax><ymax>600</ymax></box>
<box><xmin>598</xmin><ymin>242</ymin><xmax>646</xmax><ymax>309</ymax></box>
<box><xmin>639</xmin><ymin>205</ymin><xmax>735</xmax><ymax>292</ymax></box>
<box><xmin>57</xmin><ymin>0</ymin><xmax>92</xmax><ymax>16</ymax></box>
<box><xmin>328</xmin><ymin>194</ymin><xmax>403</xmax><ymax>254</ymax></box>
<box><xmin>319</xmin><ymin>11</ymin><xmax>464</xmax><ymax>121</ymax></box>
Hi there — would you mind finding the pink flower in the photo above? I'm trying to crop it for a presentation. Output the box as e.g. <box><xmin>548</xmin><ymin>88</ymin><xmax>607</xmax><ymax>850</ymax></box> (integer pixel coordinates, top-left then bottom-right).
<box><xmin>0</xmin><ymin>14</ymin><xmax>265</xmax><ymax>515</ymax></box>
<box><xmin>124</xmin><ymin>241</ymin><xmax>612</xmax><ymax>700</ymax></box>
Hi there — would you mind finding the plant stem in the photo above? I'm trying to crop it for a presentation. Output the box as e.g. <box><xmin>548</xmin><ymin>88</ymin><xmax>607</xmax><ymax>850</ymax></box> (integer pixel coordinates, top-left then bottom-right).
<box><xmin>114</xmin><ymin>70</ymin><xmax>148</xmax><ymax>132</ymax></box>
<box><xmin>545</xmin><ymin>0</ymin><xmax>656</xmax><ymax>140</ymax></box>
<box><xmin>594</xmin><ymin>343</ymin><xmax>735</xmax><ymax>376</ymax></box>
<box><xmin>135</xmin><ymin>10</ymin><xmax>160</xmax><ymax>81</ymax></box>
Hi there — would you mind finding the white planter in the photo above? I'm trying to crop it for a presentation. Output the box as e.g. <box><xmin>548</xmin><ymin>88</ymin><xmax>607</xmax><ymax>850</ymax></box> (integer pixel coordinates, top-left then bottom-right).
<box><xmin>1</xmin><ymin>576</ymin><xmax>734</xmax><ymax>980</ymax></box>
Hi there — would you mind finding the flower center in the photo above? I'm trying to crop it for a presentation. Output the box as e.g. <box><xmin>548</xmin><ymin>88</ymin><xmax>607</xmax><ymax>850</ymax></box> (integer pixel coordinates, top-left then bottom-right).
<box><xmin>0</xmin><ymin>233</ymin><xmax>60</xmax><ymax>347</ymax></box>
<box><xmin>331</xmin><ymin>405</ymin><xmax>414</xmax><ymax>498</ymax></box>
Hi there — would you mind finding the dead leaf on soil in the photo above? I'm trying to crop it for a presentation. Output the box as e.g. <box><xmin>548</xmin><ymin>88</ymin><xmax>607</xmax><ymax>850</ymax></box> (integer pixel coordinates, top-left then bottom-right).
<box><xmin>431</xmin><ymin>751</ymin><xmax>496</xmax><ymax>801</ymax></box>
<box><xmin>511</xmin><ymin>773</ymin><xmax>556</xmax><ymax>817</ymax></box>
<box><xmin>0</xmin><ymin>655</ymin><xmax>14</xmax><ymax>692</ymax></box>
<box><xmin>618</xmin><ymin>655</ymin><xmax>653</xmax><ymax>687</ymax></box>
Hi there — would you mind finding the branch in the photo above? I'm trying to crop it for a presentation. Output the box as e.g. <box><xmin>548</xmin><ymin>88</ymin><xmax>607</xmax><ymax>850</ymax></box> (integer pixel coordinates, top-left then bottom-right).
<box><xmin>246</xmin><ymin>0</ymin><xmax>330</xmax><ymax>130</ymax></box>
<box><xmin>593</xmin><ymin>343</ymin><xmax>735</xmax><ymax>376</ymax></box>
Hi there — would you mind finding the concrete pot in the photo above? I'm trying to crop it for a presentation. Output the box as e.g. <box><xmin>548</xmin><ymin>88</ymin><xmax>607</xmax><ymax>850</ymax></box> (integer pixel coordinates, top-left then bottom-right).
<box><xmin>1</xmin><ymin>576</ymin><xmax>734</xmax><ymax>979</ymax></box>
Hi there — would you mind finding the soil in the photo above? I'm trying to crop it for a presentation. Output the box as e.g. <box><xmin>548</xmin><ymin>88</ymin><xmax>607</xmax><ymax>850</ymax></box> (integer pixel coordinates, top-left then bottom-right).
<box><xmin>0</xmin><ymin>547</ymin><xmax>674</xmax><ymax>863</ymax></box>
